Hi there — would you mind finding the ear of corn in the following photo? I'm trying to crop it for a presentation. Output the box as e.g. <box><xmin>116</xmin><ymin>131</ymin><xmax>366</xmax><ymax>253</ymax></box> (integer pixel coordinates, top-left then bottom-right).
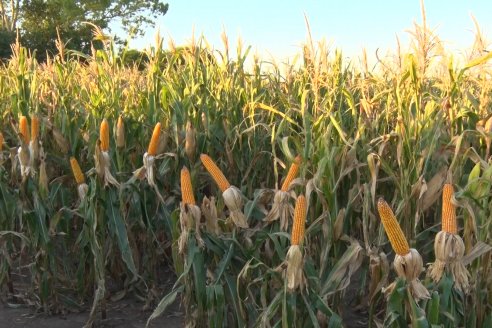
<box><xmin>100</xmin><ymin>119</ymin><xmax>110</xmax><ymax>151</ymax></box>
<box><xmin>281</xmin><ymin>155</ymin><xmax>301</xmax><ymax>191</ymax></box>
<box><xmin>116</xmin><ymin>115</ymin><xmax>125</xmax><ymax>148</ymax></box>
<box><xmin>291</xmin><ymin>195</ymin><xmax>307</xmax><ymax>245</ymax></box>
<box><xmin>377</xmin><ymin>198</ymin><xmax>410</xmax><ymax>256</ymax></box>
<box><xmin>442</xmin><ymin>184</ymin><xmax>457</xmax><ymax>234</ymax></box>
<box><xmin>70</xmin><ymin>156</ymin><xmax>85</xmax><ymax>185</ymax></box>
<box><xmin>19</xmin><ymin>116</ymin><xmax>30</xmax><ymax>144</ymax></box>
<box><xmin>181</xmin><ymin>166</ymin><xmax>196</xmax><ymax>205</ymax></box>
<box><xmin>31</xmin><ymin>115</ymin><xmax>40</xmax><ymax>141</ymax></box>
<box><xmin>200</xmin><ymin>153</ymin><xmax>231</xmax><ymax>192</ymax></box>
<box><xmin>147</xmin><ymin>122</ymin><xmax>161</xmax><ymax>156</ymax></box>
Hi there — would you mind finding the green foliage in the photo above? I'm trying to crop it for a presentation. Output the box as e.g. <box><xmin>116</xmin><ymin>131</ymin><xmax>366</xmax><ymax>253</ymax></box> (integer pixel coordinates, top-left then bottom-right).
<box><xmin>0</xmin><ymin>28</ymin><xmax>491</xmax><ymax>327</ymax></box>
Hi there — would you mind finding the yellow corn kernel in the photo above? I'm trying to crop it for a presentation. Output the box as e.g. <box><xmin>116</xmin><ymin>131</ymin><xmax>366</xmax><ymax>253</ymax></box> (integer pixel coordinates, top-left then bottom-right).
<box><xmin>147</xmin><ymin>122</ymin><xmax>161</xmax><ymax>156</ymax></box>
<box><xmin>200</xmin><ymin>153</ymin><xmax>230</xmax><ymax>192</ymax></box>
<box><xmin>31</xmin><ymin>115</ymin><xmax>40</xmax><ymax>141</ymax></box>
<box><xmin>70</xmin><ymin>156</ymin><xmax>85</xmax><ymax>185</ymax></box>
<box><xmin>281</xmin><ymin>155</ymin><xmax>301</xmax><ymax>191</ymax></box>
<box><xmin>291</xmin><ymin>195</ymin><xmax>307</xmax><ymax>245</ymax></box>
<box><xmin>100</xmin><ymin>119</ymin><xmax>110</xmax><ymax>152</ymax></box>
<box><xmin>377</xmin><ymin>198</ymin><xmax>410</xmax><ymax>256</ymax></box>
<box><xmin>442</xmin><ymin>184</ymin><xmax>457</xmax><ymax>234</ymax></box>
<box><xmin>19</xmin><ymin>116</ymin><xmax>30</xmax><ymax>144</ymax></box>
<box><xmin>181</xmin><ymin>166</ymin><xmax>196</xmax><ymax>205</ymax></box>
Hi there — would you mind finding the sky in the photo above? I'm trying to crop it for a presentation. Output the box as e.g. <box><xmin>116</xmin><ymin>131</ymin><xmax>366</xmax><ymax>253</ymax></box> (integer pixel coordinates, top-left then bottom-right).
<box><xmin>122</xmin><ymin>1</ymin><xmax>492</xmax><ymax>63</ymax></box>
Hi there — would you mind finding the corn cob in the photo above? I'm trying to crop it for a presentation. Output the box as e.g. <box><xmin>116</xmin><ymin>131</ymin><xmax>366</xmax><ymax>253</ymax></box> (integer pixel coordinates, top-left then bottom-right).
<box><xmin>147</xmin><ymin>122</ymin><xmax>161</xmax><ymax>156</ymax></box>
<box><xmin>291</xmin><ymin>195</ymin><xmax>307</xmax><ymax>245</ymax></box>
<box><xmin>377</xmin><ymin>198</ymin><xmax>410</xmax><ymax>256</ymax></box>
<box><xmin>441</xmin><ymin>184</ymin><xmax>457</xmax><ymax>234</ymax></box>
<box><xmin>19</xmin><ymin>116</ymin><xmax>30</xmax><ymax>144</ymax></box>
<box><xmin>70</xmin><ymin>156</ymin><xmax>85</xmax><ymax>184</ymax></box>
<box><xmin>31</xmin><ymin>115</ymin><xmax>40</xmax><ymax>141</ymax></box>
<box><xmin>181</xmin><ymin>166</ymin><xmax>196</xmax><ymax>205</ymax></box>
<box><xmin>100</xmin><ymin>119</ymin><xmax>110</xmax><ymax>152</ymax></box>
<box><xmin>116</xmin><ymin>115</ymin><xmax>125</xmax><ymax>148</ymax></box>
<box><xmin>200</xmin><ymin>154</ymin><xmax>231</xmax><ymax>192</ymax></box>
<box><xmin>281</xmin><ymin>155</ymin><xmax>301</xmax><ymax>191</ymax></box>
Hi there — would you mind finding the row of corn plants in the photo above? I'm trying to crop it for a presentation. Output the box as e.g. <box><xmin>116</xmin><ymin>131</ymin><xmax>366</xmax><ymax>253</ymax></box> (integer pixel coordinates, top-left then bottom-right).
<box><xmin>0</xmin><ymin>24</ymin><xmax>491</xmax><ymax>327</ymax></box>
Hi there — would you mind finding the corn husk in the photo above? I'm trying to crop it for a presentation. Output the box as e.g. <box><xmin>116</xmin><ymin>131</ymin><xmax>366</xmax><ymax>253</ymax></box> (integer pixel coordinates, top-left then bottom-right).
<box><xmin>18</xmin><ymin>141</ymin><xmax>31</xmax><ymax>180</ymax></box>
<box><xmin>185</xmin><ymin>122</ymin><xmax>196</xmax><ymax>161</ymax></box>
<box><xmin>94</xmin><ymin>141</ymin><xmax>120</xmax><ymax>188</ymax></box>
<box><xmin>38</xmin><ymin>145</ymin><xmax>48</xmax><ymax>196</ymax></box>
<box><xmin>428</xmin><ymin>231</ymin><xmax>469</xmax><ymax>292</ymax></box>
<box><xmin>116</xmin><ymin>116</ymin><xmax>125</xmax><ymax>148</ymax></box>
<box><xmin>202</xmin><ymin>196</ymin><xmax>220</xmax><ymax>235</ymax></box>
<box><xmin>222</xmin><ymin>185</ymin><xmax>248</xmax><ymax>228</ymax></box>
<box><xmin>264</xmin><ymin>190</ymin><xmax>294</xmax><ymax>231</ymax></box>
<box><xmin>178</xmin><ymin>203</ymin><xmax>203</xmax><ymax>254</ymax></box>
<box><xmin>383</xmin><ymin>248</ymin><xmax>430</xmax><ymax>301</ymax></box>
<box><xmin>285</xmin><ymin>245</ymin><xmax>304</xmax><ymax>291</ymax></box>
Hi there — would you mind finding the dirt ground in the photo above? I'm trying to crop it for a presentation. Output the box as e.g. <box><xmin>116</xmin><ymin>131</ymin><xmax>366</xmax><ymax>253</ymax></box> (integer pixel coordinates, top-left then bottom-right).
<box><xmin>0</xmin><ymin>299</ymin><xmax>183</xmax><ymax>328</ymax></box>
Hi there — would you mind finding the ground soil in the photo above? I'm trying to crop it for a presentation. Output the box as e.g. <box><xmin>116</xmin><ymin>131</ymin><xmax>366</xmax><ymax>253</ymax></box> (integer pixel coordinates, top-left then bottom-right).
<box><xmin>0</xmin><ymin>298</ymin><xmax>183</xmax><ymax>328</ymax></box>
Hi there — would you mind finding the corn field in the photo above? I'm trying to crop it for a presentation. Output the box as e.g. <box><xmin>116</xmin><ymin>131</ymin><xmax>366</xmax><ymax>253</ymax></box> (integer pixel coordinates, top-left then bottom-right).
<box><xmin>0</xmin><ymin>22</ymin><xmax>492</xmax><ymax>328</ymax></box>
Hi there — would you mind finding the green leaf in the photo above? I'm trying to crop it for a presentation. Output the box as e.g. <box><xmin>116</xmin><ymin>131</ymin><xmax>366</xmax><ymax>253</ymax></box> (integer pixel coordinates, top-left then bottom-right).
<box><xmin>105</xmin><ymin>189</ymin><xmax>137</xmax><ymax>277</ymax></box>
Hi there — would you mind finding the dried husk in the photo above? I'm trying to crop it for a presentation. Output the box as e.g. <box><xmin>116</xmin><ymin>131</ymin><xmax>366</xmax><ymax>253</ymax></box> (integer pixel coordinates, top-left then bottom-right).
<box><xmin>116</xmin><ymin>116</ymin><xmax>125</xmax><ymax>148</ymax></box>
<box><xmin>18</xmin><ymin>143</ymin><xmax>31</xmax><ymax>179</ymax></box>
<box><xmin>428</xmin><ymin>231</ymin><xmax>469</xmax><ymax>292</ymax></box>
<box><xmin>94</xmin><ymin>144</ymin><xmax>120</xmax><ymax>187</ymax></box>
<box><xmin>264</xmin><ymin>190</ymin><xmax>294</xmax><ymax>231</ymax></box>
<box><xmin>38</xmin><ymin>145</ymin><xmax>48</xmax><ymax>195</ymax></box>
<box><xmin>142</xmin><ymin>153</ymin><xmax>156</xmax><ymax>187</ymax></box>
<box><xmin>178</xmin><ymin>203</ymin><xmax>203</xmax><ymax>254</ymax></box>
<box><xmin>29</xmin><ymin>139</ymin><xmax>39</xmax><ymax>167</ymax></box>
<box><xmin>201</xmin><ymin>196</ymin><xmax>220</xmax><ymax>235</ymax></box>
<box><xmin>222</xmin><ymin>186</ymin><xmax>248</xmax><ymax>228</ymax></box>
<box><xmin>383</xmin><ymin>248</ymin><xmax>430</xmax><ymax>301</ymax></box>
<box><xmin>78</xmin><ymin>183</ymin><xmax>89</xmax><ymax>201</ymax></box>
<box><xmin>285</xmin><ymin>245</ymin><xmax>304</xmax><ymax>291</ymax></box>
<box><xmin>185</xmin><ymin>122</ymin><xmax>196</xmax><ymax>161</ymax></box>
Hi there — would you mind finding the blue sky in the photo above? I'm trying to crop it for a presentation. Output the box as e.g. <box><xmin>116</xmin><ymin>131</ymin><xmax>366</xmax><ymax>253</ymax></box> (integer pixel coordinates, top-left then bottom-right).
<box><xmin>124</xmin><ymin>1</ymin><xmax>491</xmax><ymax>61</ymax></box>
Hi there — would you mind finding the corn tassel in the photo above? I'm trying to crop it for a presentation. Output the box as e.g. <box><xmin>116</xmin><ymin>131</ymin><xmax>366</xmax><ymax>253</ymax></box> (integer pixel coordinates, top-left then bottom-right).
<box><xmin>200</xmin><ymin>153</ymin><xmax>230</xmax><ymax>192</ymax></box>
<box><xmin>377</xmin><ymin>198</ymin><xmax>410</xmax><ymax>256</ymax></box>
<box><xmin>147</xmin><ymin>122</ymin><xmax>161</xmax><ymax>156</ymax></box>
<box><xmin>181</xmin><ymin>167</ymin><xmax>196</xmax><ymax>205</ymax></box>
<box><xmin>291</xmin><ymin>195</ymin><xmax>306</xmax><ymax>245</ymax></box>
<box><xmin>281</xmin><ymin>155</ymin><xmax>301</xmax><ymax>191</ymax></box>
<box><xmin>100</xmin><ymin>119</ymin><xmax>110</xmax><ymax>152</ymax></box>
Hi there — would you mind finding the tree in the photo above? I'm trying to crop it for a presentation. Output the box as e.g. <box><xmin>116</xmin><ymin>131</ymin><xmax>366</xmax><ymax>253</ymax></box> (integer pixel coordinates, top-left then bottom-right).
<box><xmin>0</xmin><ymin>0</ymin><xmax>169</xmax><ymax>61</ymax></box>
